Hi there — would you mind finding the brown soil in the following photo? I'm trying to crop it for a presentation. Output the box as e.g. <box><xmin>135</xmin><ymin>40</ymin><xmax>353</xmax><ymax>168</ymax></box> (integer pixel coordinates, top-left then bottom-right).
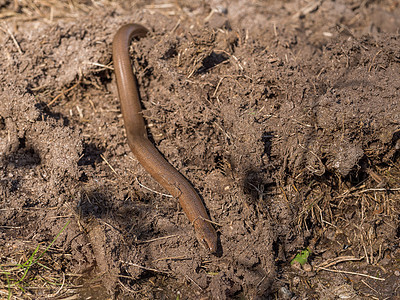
<box><xmin>1</xmin><ymin>0</ymin><xmax>400</xmax><ymax>299</ymax></box>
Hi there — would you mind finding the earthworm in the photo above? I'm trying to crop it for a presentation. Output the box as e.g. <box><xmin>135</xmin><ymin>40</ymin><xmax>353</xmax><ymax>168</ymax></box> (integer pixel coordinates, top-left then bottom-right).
<box><xmin>112</xmin><ymin>24</ymin><xmax>218</xmax><ymax>253</ymax></box>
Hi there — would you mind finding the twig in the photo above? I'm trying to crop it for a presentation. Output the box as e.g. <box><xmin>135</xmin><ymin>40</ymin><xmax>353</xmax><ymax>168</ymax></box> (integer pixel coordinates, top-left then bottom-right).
<box><xmin>152</xmin><ymin>256</ymin><xmax>188</xmax><ymax>262</ymax></box>
<box><xmin>185</xmin><ymin>274</ymin><xmax>203</xmax><ymax>291</ymax></box>
<box><xmin>213</xmin><ymin>76</ymin><xmax>225</xmax><ymax>97</ymax></box>
<box><xmin>256</xmin><ymin>275</ymin><xmax>267</xmax><ymax>288</ymax></box>
<box><xmin>86</xmin><ymin>61</ymin><xmax>114</xmax><ymax>70</ymax></box>
<box><xmin>359</xmin><ymin>187</ymin><xmax>400</xmax><ymax>193</ymax></box>
<box><xmin>315</xmin><ymin>256</ymin><xmax>363</xmax><ymax>269</ymax></box>
<box><xmin>137</xmin><ymin>234</ymin><xmax>179</xmax><ymax>244</ymax></box>
<box><xmin>118</xmin><ymin>279</ymin><xmax>141</xmax><ymax>294</ymax></box>
<box><xmin>192</xmin><ymin>215</ymin><xmax>221</xmax><ymax>227</ymax></box>
<box><xmin>47</xmin><ymin>82</ymin><xmax>80</xmax><ymax>106</ymax></box>
<box><xmin>316</xmin><ymin>266</ymin><xmax>385</xmax><ymax>281</ymax></box>
<box><xmin>0</xmin><ymin>24</ymin><xmax>23</xmax><ymax>54</ymax></box>
<box><xmin>170</xmin><ymin>19</ymin><xmax>181</xmax><ymax>34</ymax></box>
<box><xmin>144</xmin><ymin>3</ymin><xmax>175</xmax><ymax>9</ymax></box>
<box><xmin>120</xmin><ymin>260</ymin><xmax>171</xmax><ymax>274</ymax></box>
<box><xmin>361</xmin><ymin>279</ymin><xmax>380</xmax><ymax>294</ymax></box>
<box><xmin>135</xmin><ymin>177</ymin><xmax>172</xmax><ymax>197</ymax></box>
<box><xmin>214</xmin><ymin>49</ymin><xmax>243</xmax><ymax>71</ymax></box>
<box><xmin>213</xmin><ymin>121</ymin><xmax>231</xmax><ymax>140</ymax></box>
<box><xmin>0</xmin><ymin>225</ymin><xmax>22</xmax><ymax>229</ymax></box>
<box><xmin>368</xmin><ymin>50</ymin><xmax>383</xmax><ymax>72</ymax></box>
<box><xmin>98</xmin><ymin>219</ymin><xmax>122</xmax><ymax>234</ymax></box>
<box><xmin>48</xmin><ymin>272</ymin><xmax>65</xmax><ymax>297</ymax></box>
<box><xmin>100</xmin><ymin>154</ymin><xmax>119</xmax><ymax>177</ymax></box>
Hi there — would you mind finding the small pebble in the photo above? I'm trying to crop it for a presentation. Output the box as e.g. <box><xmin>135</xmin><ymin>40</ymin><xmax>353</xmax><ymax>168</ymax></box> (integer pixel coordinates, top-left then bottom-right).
<box><xmin>215</xmin><ymin>5</ymin><xmax>228</xmax><ymax>14</ymax></box>
<box><xmin>292</xmin><ymin>276</ymin><xmax>300</xmax><ymax>286</ymax></box>
<box><xmin>291</xmin><ymin>260</ymin><xmax>302</xmax><ymax>270</ymax></box>
<box><xmin>279</xmin><ymin>286</ymin><xmax>292</xmax><ymax>299</ymax></box>
<box><xmin>302</xmin><ymin>263</ymin><xmax>313</xmax><ymax>272</ymax></box>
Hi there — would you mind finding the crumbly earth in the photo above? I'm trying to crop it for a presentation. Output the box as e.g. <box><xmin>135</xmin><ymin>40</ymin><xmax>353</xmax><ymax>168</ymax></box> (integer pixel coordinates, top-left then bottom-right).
<box><xmin>0</xmin><ymin>0</ymin><xmax>399</xmax><ymax>299</ymax></box>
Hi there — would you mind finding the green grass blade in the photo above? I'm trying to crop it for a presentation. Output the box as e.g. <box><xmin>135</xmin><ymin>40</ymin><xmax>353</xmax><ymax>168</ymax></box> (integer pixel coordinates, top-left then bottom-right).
<box><xmin>0</xmin><ymin>265</ymin><xmax>12</xmax><ymax>300</ymax></box>
<box><xmin>33</xmin><ymin>220</ymin><xmax>70</xmax><ymax>264</ymax></box>
<box><xmin>16</xmin><ymin>220</ymin><xmax>70</xmax><ymax>284</ymax></box>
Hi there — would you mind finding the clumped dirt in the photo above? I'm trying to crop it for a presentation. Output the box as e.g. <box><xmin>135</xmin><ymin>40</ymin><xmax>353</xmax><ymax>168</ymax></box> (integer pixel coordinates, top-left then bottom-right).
<box><xmin>1</xmin><ymin>0</ymin><xmax>400</xmax><ymax>299</ymax></box>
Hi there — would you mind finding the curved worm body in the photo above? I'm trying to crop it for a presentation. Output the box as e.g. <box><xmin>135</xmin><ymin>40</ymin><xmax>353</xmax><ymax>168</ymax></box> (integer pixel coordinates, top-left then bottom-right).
<box><xmin>112</xmin><ymin>24</ymin><xmax>218</xmax><ymax>252</ymax></box>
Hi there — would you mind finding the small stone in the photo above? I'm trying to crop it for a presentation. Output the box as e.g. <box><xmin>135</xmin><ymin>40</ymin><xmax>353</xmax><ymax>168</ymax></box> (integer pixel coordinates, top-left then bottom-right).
<box><xmin>302</xmin><ymin>263</ymin><xmax>313</xmax><ymax>272</ymax></box>
<box><xmin>279</xmin><ymin>286</ymin><xmax>292</xmax><ymax>299</ymax></box>
<box><xmin>291</xmin><ymin>260</ymin><xmax>302</xmax><ymax>270</ymax></box>
<box><xmin>292</xmin><ymin>276</ymin><xmax>300</xmax><ymax>286</ymax></box>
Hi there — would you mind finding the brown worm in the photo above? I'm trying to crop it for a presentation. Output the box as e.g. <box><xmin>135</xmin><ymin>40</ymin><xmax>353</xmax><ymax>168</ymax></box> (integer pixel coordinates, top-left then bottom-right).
<box><xmin>112</xmin><ymin>23</ymin><xmax>218</xmax><ymax>252</ymax></box>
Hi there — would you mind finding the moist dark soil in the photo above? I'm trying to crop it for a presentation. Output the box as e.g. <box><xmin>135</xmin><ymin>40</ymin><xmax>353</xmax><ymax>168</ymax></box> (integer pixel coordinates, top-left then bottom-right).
<box><xmin>1</xmin><ymin>0</ymin><xmax>400</xmax><ymax>299</ymax></box>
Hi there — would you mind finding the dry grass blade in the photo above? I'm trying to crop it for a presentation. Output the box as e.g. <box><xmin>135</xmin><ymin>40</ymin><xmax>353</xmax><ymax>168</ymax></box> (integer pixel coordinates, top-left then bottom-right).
<box><xmin>316</xmin><ymin>266</ymin><xmax>385</xmax><ymax>281</ymax></box>
<box><xmin>137</xmin><ymin>234</ymin><xmax>179</xmax><ymax>244</ymax></box>
<box><xmin>315</xmin><ymin>256</ymin><xmax>364</xmax><ymax>269</ymax></box>
<box><xmin>0</xmin><ymin>221</ymin><xmax>71</xmax><ymax>298</ymax></box>
<box><xmin>100</xmin><ymin>154</ymin><xmax>119</xmax><ymax>177</ymax></box>
<box><xmin>0</xmin><ymin>24</ymin><xmax>23</xmax><ymax>54</ymax></box>
<box><xmin>120</xmin><ymin>261</ymin><xmax>171</xmax><ymax>275</ymax></box>
<box><xmin>47</xmin><ymin>82</ymin><xmax>80</xmax><ymax>106</ymax></box>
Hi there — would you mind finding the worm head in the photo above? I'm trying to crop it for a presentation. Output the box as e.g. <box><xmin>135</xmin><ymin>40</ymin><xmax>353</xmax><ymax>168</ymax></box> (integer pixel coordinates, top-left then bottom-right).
<box><xmin>194</xmin><ymin>221</ymin><xmax>218</xmax><ymax>253</ymax></box>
